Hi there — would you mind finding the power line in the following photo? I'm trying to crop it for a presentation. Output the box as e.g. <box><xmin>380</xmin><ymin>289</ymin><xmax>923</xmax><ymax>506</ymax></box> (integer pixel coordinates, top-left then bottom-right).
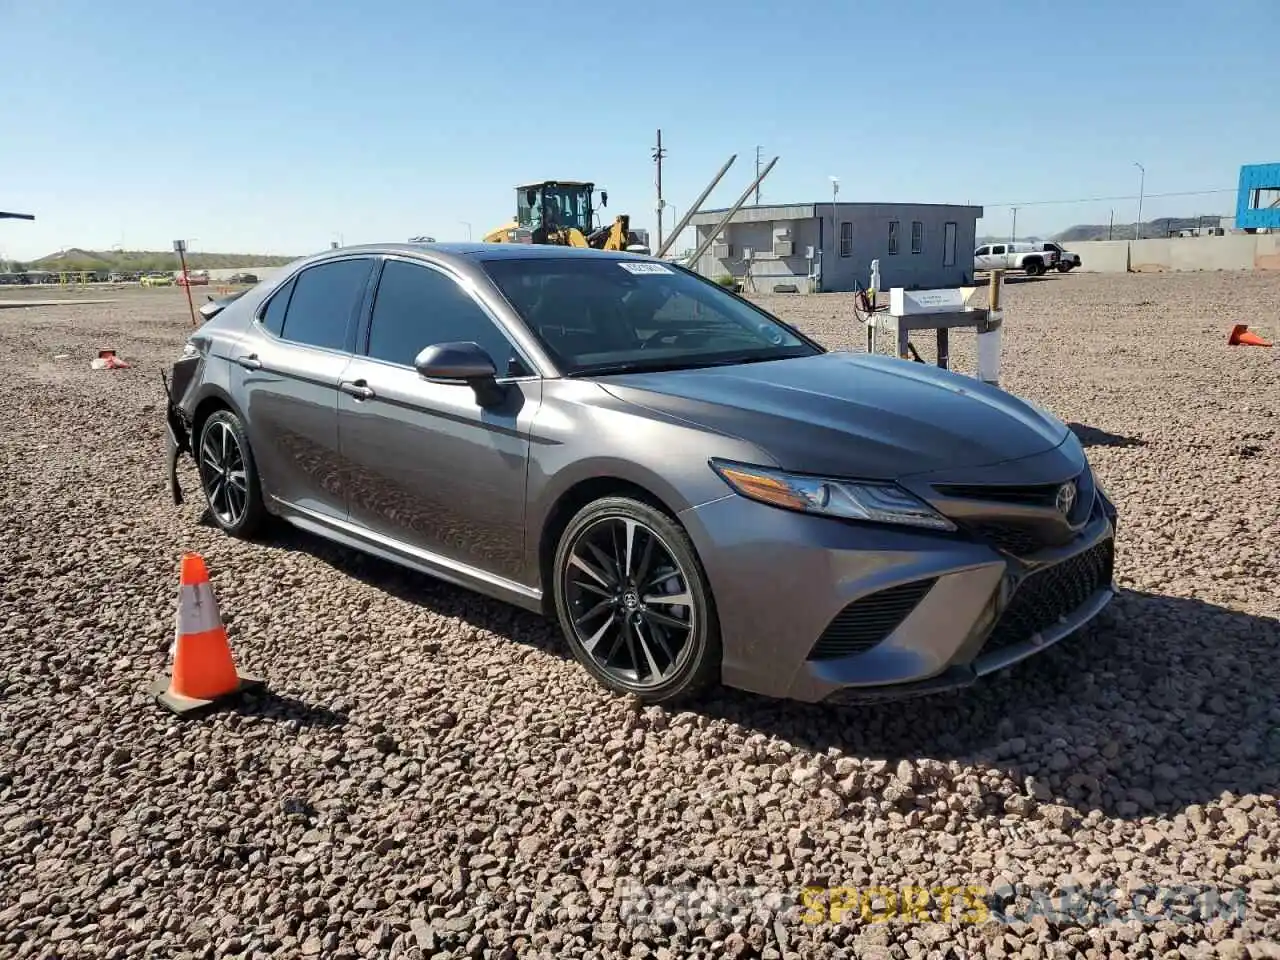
<box><xmin>980</xmin><ymin>188</ymin><xmax>1237</xmax><ymax>209</ymax></box>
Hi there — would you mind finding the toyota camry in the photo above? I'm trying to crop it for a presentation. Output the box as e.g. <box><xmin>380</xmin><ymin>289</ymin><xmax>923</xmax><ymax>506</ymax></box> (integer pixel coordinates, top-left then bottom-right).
<box><xmin>163</xmin><ymin>243</ymin><xmax>1118</xmax><ymax>705</ymax></box>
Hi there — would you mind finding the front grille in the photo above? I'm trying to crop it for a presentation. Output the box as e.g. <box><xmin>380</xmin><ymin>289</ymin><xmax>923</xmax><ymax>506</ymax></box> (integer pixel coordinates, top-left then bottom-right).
<box><xmin>934</xmin><ymin>481</ymin><xmax>1064</xmax><ymax>507</ymax></box>
<box><xmin>982</xmin><ymin>537</ymin><xmax>1114</xmax><ymax>653</ymax></box>
<box><xmin>939</xmin><ymin>470</ymin><xmax>1096</xmax><ymax>556</ymax></box>
<box><xmin>808</xmin><ymin>578</ymin><xmax>936</xmax><ymax>661</ymax></box>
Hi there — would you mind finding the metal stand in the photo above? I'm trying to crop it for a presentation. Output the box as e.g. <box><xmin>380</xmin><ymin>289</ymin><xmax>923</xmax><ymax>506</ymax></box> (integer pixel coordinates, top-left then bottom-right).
<box><xmin>868</xmin><ymin>309</ymin><xmax>997</xmax><ymax>370</ymax></box>
<box><xmin>867</xmin><ymin>273</ymin><xmax>1004</xmax><ymax>377</ymax></box>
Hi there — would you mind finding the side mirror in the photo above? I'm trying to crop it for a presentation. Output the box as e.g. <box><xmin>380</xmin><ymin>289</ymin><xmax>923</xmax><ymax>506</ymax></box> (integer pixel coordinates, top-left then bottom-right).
<box><xmin>525</xmin><ymin>188</ymin><xmax>537</xmax><ymax>206</ymax></box>
<box><xmin>413</xmin><ymin>341</ymin><xmax>506</xmax><ymax>407</ymax></box>
<box><xmin>600</xmin><ymin>190</ymin><xmax>608</xmax><ymax>208</ymax></box>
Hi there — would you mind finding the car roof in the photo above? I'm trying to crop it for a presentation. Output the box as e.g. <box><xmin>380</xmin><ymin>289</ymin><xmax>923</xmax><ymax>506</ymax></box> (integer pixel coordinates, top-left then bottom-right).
<box><xmin>313</xmin><ymin>242</ymin><xmax>656</xmax><ymax>265</ymax></box>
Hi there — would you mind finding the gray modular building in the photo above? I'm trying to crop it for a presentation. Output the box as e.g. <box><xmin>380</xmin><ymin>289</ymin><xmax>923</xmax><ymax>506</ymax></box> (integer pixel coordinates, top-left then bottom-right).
<box><xmin>688</xmin><ymin>202</ymin><xmax>984</xmax><ymax>293</ymax></box>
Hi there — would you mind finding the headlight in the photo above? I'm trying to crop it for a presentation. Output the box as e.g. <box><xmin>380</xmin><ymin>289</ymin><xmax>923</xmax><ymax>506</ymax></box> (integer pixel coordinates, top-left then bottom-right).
<box><xmin>709</xmin><ymin>459</ymin><xmax>956</xmax><ymax>532</ymax></box>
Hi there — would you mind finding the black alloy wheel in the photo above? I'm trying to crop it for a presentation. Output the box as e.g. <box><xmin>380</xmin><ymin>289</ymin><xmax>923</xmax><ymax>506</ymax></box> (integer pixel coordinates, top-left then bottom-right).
<box><xmin>197</xmin><ymin>409</ymin><xmax>265</xmax><ymax>538</ymax></box>
<box><xmin>553</xmin><ymin>497</ymin><xmax>720</xmax><ymax>703</ymax></box>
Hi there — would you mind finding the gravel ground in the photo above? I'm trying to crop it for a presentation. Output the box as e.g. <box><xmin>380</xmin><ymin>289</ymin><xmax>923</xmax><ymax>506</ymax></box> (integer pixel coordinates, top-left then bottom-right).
<box><xmin>1</xmin><ymin>273</ymin><xmax>1278</xmax><ymax>959</ymax></box>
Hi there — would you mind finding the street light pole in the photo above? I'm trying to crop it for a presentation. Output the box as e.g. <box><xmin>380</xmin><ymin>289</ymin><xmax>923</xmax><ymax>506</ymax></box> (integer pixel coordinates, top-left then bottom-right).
<box><xmin>460</xmin><ymin>221</ymin><xmax>472</xmax><ymax>241</ymax></box>
<box><xmin>1133</xmin><ymin>161</ymin><xmax>1145</xmax><ymax>240</ymax></box>
<box><xmin>1011</xmin><ymin>207</ymin><xmax>1018</xmax><ymax>245</ymax></box>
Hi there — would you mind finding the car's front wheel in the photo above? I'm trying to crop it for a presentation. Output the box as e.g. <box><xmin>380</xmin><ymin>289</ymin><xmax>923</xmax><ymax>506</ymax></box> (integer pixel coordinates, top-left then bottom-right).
<box><xmin>197</xmin><ymin>408</ymin><xmax>266</xmax><ymax>539</ymax></box>
<box><xmin>552</xmin><ymin>496</ymin><xmax>721</xmax><ymax>704</ymax></box>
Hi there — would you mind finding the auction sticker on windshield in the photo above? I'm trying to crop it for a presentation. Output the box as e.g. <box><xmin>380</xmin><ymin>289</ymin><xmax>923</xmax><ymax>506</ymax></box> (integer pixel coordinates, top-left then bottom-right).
<box><xmin>618</xmin><ymin>262</ymin><xmax>673</xmax><ymax>275</ymax></box>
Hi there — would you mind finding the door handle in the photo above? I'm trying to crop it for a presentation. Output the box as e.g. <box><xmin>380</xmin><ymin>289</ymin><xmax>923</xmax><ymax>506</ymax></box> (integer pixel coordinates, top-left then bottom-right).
<box><xmin>236</xmin><ymin>353</ymin><xmax>262</xmax><ymax>370</ymax></box>
<box><xmin>339</xmin><ymin>379</ymin><xmax>375</xmax><ymax>400</ymax></box>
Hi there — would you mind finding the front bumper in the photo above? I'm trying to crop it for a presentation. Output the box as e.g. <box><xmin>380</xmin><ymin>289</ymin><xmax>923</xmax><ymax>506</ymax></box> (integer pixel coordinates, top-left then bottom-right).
<box><xmin>679</xmin><ymin>489</ymin><xmax>1117</xmax><ymax>704</ymax></box>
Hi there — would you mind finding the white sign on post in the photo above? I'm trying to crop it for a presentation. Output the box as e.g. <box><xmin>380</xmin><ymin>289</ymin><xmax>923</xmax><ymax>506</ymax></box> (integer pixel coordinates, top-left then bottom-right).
<box><xmin>888</xmin><ymin>287</ymin><xmax>967</xmax><ymax>316</ymax></box>
<box><xmin>173</xmin><ymin>240</ymin><xmax>187</xmax><ymax>254</ymax></box>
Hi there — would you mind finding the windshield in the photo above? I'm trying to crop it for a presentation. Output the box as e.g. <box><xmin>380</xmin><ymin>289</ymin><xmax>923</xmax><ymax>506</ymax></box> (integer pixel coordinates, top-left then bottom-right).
<box><xmin>543</xmin><ymin>185</ymin><xmax>591</xmax><ymax>232</ymax></box>
<box><xmin>481</xmin><ymin>256</ymin><xmax>821</xmax><ymax>376</ymax></box>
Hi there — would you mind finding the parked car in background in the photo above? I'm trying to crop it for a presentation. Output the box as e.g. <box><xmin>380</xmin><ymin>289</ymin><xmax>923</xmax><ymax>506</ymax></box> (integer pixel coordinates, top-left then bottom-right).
<box><xmin>1040</xmin><ymin>241</ymin><xmax>1081</xmax><ymax>272</ymax></box>
<box><xmin>974</xmin><ymin>241</ymin><xmax>1058</xmax><ymax>277</ymax></box>
<box><xmin>140</xmin><ymin>272</ymin><xmax>174</xmax><ymax>287</ymax></box>
<box><xmin>164</xmin><ymin>243</ymin><xmax>1117</xmax><ymax>706</ymax></box>
<box><xmin>177</xmin><ymin>271</ymin><xmax>209</xmax><ymax>286</ymax></box>
<box><xmin>228</xmin><ymin>272</ymin><xmax>259</xmax><ymax>285</ymax></box>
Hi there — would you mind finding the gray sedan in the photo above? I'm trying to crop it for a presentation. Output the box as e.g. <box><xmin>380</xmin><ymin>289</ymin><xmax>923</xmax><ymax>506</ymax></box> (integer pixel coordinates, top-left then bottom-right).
<box><xmin>164</xmin><ymin>242</ymin><xmax>1118</xmax><ymax>704</ymax></box>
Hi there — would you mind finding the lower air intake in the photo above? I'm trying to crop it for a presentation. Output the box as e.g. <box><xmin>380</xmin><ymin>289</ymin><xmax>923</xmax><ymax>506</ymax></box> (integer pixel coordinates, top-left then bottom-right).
<box><xmin>807</xmin><ymin>578</ymin><xmax>937</xmax><ymax>661</ymax></box>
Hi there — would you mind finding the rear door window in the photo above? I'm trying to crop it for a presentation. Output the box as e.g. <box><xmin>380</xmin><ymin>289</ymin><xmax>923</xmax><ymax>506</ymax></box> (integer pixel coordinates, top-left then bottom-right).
<box><xmin>259</xmin><ymin>276</ymin><xmax>295</xmax><ymax>337</ymax></box>
<box><xmin>279</xmin><ymin>258</ymin><xmax>375</xmax><ymax>352</ymax></box>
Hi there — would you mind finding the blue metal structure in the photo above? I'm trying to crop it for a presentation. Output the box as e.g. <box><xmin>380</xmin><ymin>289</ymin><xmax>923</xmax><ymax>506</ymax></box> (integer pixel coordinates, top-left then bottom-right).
<box><xmin>1235</xmin><ymin>164</ymin><xmax>1280</xmax><ymax>230</ymax></box>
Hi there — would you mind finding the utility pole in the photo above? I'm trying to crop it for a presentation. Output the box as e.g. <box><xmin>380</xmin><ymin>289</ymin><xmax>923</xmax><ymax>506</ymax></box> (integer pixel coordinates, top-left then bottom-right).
<box><xmin>1109</xmin><ymin>209</ymin><xmax>1114</xmax><ymax>240</ymax></box>
<box><xmin>1133</xmin><ymin>161</ymin><xmax>1145</xmax><ymax>240</ymax></box>
<box><xmin>1011</xmin><ymin>207</ymin><xmax>1018</xmax><ymax>245</ymax></box>
<box><xmin>754</xmin><ymin>146</ymin><xmax>763</xmax><ymax>205</ymax></box>
<box><xmin>652</xmin><ymin>129</ymin><xmax>667</xmax><ymax>254</ymax></box>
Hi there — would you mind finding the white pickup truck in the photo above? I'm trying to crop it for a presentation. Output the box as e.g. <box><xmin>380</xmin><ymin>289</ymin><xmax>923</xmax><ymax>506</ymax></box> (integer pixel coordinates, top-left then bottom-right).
<box><xmin>973</xmin><ymin>241</ymin><xmax>1058</xmax><ymax>277</ymax></box>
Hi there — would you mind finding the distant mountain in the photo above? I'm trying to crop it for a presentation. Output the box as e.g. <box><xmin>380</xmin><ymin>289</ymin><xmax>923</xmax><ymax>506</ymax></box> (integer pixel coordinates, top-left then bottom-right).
<box><xmin>1053</xmin><ymin>216</ymin><xmax>1224</xmax><ymax>243</ymax></box>
<box><xmin>976</xmin><ymin>235</ymin><xmax>1050</xmax><ymax>246</ymax></box>
<box><xmin>980</xmin><ymin>216</ymin><xmax>1227</xmax><ymax>247</ymax></box>
<box><xmin>24</xmin><ymin>248</ymin><xmax>298</xmax><ymax>273</ymax></box>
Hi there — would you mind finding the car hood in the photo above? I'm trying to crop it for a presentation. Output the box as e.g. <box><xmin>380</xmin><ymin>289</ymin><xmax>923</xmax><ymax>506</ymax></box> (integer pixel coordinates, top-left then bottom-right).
<box><xmin>595</xmin><ymin>351</ymin><xmax>1071</xmax><ymax>480</ymax></box>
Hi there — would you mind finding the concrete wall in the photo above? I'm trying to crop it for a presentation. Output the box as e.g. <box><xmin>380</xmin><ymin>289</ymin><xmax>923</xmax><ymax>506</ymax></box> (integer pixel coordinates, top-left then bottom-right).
<box><xmin>1063</xmin><ymin>235</ymin><xmax>1280</xmax><ymax>273</ymax></box>
<box><xmin>1065</xmin><ymin>241</ymin><xmax>1131</xmax><ymax>272</ymax></box>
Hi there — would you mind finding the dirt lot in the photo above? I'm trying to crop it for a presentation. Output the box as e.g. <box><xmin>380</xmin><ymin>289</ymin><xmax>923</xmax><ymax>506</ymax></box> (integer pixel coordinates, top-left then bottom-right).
<box><xmin>1</xmin><ymin>273</ymin><xmax>1278</xmax><ymax>959</ymax></box>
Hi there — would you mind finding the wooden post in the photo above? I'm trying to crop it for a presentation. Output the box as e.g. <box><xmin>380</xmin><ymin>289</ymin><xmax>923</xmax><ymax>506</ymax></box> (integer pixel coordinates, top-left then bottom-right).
<box><xmin>989</xmin><ymin>268</ymin><xmax>1004</xmax><ymax>311</ymax></box>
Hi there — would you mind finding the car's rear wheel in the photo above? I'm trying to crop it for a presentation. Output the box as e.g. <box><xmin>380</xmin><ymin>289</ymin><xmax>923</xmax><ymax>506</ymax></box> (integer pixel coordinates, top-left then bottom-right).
<box><xmin>552</xmin><ymin>497</ymin><xmax>721</xmax><ymax>704</ymax></box>
<box><xmin>1024</xmin><ymin>258</ymin><xmax>1045</xmax><ymax>277</ymax></box>
<box><xmin>197</xmin><ymin>409</ymin><xmax>266</xmax><ymax>539</ymax></box>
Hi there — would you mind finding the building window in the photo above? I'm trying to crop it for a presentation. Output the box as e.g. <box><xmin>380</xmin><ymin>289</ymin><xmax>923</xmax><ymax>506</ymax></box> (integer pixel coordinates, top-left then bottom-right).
<box><xmin>943</xmin><ymin>221</ymin><xmax>957</xmax><ymax>267</ymax></box>
<box><xmin>1251</xmin><ymin>187</ymin><xmax>1280</xmax><ymax>209</ymax></box>
<box><xmin>911</xmin><ymin>221</ymin><xmax>924</xmax><ymax>254</ymax></box>
<box><xmin>839</xmin><ymin>221</ymin><xmax>853</xmax><ymax>257</ymax></box>
<box><xmin>888</xmin><ymin>221</ymin><xmax>899</xmax><ymax>255</ymax></box>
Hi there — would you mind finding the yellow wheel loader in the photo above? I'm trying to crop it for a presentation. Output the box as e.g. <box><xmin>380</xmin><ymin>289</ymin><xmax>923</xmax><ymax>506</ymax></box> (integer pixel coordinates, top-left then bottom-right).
<box><xmin>482</xmin><ymin>180</ymin><xmax>650</xmax><ymax>253</ymax></box>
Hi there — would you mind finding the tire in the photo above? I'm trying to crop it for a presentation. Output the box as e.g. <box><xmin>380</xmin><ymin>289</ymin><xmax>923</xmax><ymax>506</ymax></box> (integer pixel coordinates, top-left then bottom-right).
<box><xmin>1023</xmin><ymin>258</ymin><xmax>1045</xmax><ymax>277</ymax></box>
<box><xmin>552</xmin><ymin>496</ymin><xmax>722</xmax><ymax>704</ymax></box>
<box><xmin>196</xmin><ymin>408</ymin><xmax>267</xmax><ymax>539</ymax></box>
<box><xmin>1057</xmin><ymin>263</ymin><xmax>1072</xmax><ymax>273</ymax></box>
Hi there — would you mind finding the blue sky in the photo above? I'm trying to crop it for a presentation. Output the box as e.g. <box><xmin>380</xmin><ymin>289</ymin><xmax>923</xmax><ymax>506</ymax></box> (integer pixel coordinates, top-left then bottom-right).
<box><xmin>1</xmin><ymin>0</ymin><xmax>1275</xmax><ymax>259</ymax></box>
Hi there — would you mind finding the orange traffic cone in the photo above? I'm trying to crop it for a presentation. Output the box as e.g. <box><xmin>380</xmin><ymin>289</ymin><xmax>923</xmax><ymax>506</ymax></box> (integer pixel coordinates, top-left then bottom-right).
<box><xmin>1228</xmin><ymin>324</ymin><xmax>1272</xmax><ymax>347</ymax></box>
<box><xmin>149</xmin><ymin>553</ymin><xmax>263</xmax><ymax>716</ymax></box>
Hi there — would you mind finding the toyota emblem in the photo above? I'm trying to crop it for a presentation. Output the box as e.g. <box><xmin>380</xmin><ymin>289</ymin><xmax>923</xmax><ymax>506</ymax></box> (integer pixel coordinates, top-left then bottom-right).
<box><xmin>1055</xmin><ymin>481</ymin><xmax>1077</xmax><ymax>516</ymax></box>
